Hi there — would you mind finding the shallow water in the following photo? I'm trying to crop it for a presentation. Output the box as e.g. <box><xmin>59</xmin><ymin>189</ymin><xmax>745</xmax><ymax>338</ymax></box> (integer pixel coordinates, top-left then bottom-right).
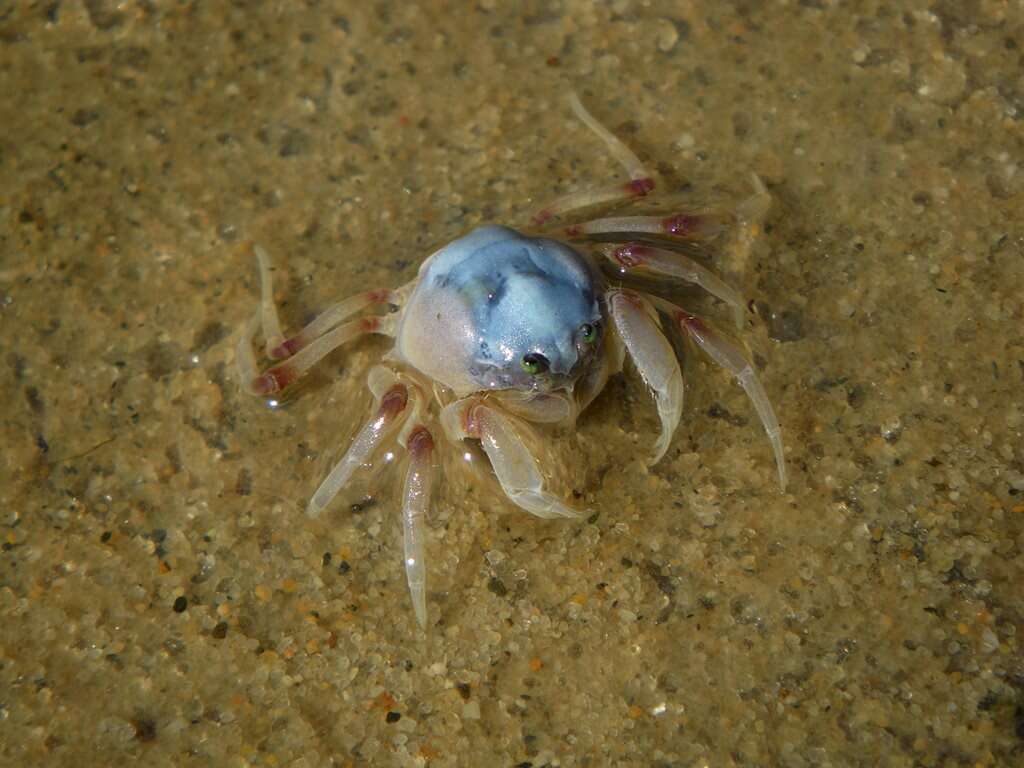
<box><xmin>2</xmin><ymin>2</ymin><xmax>1022</xmax><ymax>766</ymax></box>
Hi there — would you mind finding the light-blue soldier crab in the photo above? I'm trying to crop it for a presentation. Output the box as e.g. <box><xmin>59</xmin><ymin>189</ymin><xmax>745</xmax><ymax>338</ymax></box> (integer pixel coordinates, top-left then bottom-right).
<box><xmin>237</xmin><ymin>96</ymin><xmax>786</xmax><ymax>627</ymax></box>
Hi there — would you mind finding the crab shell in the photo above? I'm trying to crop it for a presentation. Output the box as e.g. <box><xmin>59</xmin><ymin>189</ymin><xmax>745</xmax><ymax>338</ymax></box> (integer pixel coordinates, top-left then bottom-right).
<box><xmin>393</xmin><ymin>225</ymin><xmax>606</xmax><ymax>399</ymax></box>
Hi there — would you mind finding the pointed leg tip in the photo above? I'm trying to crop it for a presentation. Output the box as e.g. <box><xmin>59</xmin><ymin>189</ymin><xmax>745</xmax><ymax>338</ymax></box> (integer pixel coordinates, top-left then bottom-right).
<box><xmin>648</xmin><ymin>441</ymin><xmax>670</xmax><ymax>468</ymax></box>
<box><xmin>409</xmin><ymin>587</ymin><xmax>427</xmax><ymax>629</ymax></box>
<box><xmin>305</xmin><ymin>500</ymin><xmax>324</xmax><ymax>518</ymax></box>
<box><xmin>541</xmin><ymin>495</ymin><xmax>582</xmax><ymax>519</ymax></box>
<box><xmin>777</xmin><ymin>468</ymin><xmax>788</xmax><ymax>492</ymax></box>
<box><xmin>549</xmin><ymin>504</ymin><xmax>582</xmax><ymax>519</ymax></box>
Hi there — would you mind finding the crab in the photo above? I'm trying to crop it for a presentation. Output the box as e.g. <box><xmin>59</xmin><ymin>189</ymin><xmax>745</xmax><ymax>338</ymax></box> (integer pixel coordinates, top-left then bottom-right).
<box><xmin>237</xmin><ymin>96</ymin><xmax>786</xmax><ymax>627</ymax></box>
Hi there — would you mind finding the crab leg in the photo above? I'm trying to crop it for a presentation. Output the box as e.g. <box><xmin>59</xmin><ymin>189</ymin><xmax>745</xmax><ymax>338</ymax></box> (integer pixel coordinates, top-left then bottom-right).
<box><xmin>608</xmin><ymin>291</ymin><xmax>684</xmax><ymax>465</ymax></box>
<box><xmin>569</xmin><ymin>93</ymin><xmax>650</xmax><ymax>181</ymax></box>
<box><xmin>441</xmin><ymin>400</ymin><xmax>579</xmax><ymax>519</ymax></box>
<box><xmin>239</xmin><ymin>244</ymin><xmax>399</xmax><ymax>390</ymax></box>
<box><xmin>398</xmin><ymin>424</ymin><xmax>435</xmax><ymax>628</ymax></box>
<box><xmin>494</xmin><ymin>391</ymin><xmax>574</xmax><ymax>424</ymax></box>
<box><xmin>269</xmin><ymin>289</ymin><xmax>400</xmax><ymax>360</ymax></box>
<box><xmin>248</xmin><ymin>314</ymin><xmax>396</xmax><ymax>396</ymax></box>
<box><xmin>733</xmin><ymin>173</ymin><xmax>772</xmax><ymax>246</ymax></box>
<box><xmin>531</xmin><ymin>94</ymin><xmax>655</xmax><ymax>225</ymax></box>
<box><xmin>234</xmin><ymin>248</ymin><xmax>282</xmax><ymax>388</ymax></box>
<box><xmin>657</xmin><ymin>298</ymin><xmax>787</xmax><ymax>490</ymax></box>
<box><xmin>236</xmin><ymin>312</ymin><xmax>263</xmax><ymax>390</ymax></box>
<box><xmin>561</xmin><ymin>175</ymin><xmax>770</xmax><ymax>248</ymax></box>
<box><xmin>602</xmin><ymin>242</ymin><xmax>746</xmax><ymax>328</ymax></box>
<box><xmin>562</xmin><ymin>211</ymin><xmax>726</xmax><ymax>241</ymax></box>
<box><xmin>306</xmin><ymin>369</ymin><xmax>410</xmax><ymax>517</ymax></box>
<box><xmin>722</xmin><ymin>174</ymin><xmax>772</xmax><ymax>277</ymax></box>
<box><xmin>532</xmin><ymin>180</ymin><xmax>655</xmax><ymax>226</ymax></box>
<box><xmin>254</xmin><ymin>244</ymin><xmax>286</xmax><ymax>357</ymax></box>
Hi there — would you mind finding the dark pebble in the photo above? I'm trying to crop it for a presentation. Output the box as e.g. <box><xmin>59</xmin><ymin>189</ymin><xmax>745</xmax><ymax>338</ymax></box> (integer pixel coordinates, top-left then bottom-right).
<box><xmin>234</xmin><ymin>468</ymin><xmax>252</xmax><ymax>497</ymax></box>
<box><xmin>846</xmin><ymin>384</ymin><xmax>867</xmax><ymax>410</ymax></box>
<box><xmin>141</xmin><ymin>340</ymin><xmax>182</xmax><ymax>380</ymax></box>
<box><xmin>279</xmin><ymin>128</ymin><xmax>310</xmax><ymax>157</ymax></box>
<box><xmin>643</xmin><ymin>560</ymin><xmax>676</xmax><ymax>596</ymax></box>
<box><xmin>173</xmin><ymin>596</ymin><xmax>188</xmax><ymax>613</ymax></box>
<box><xmin>768</xmin><ymin>307</ymin><xmax>805</xmax><ymax>343</ymax></box>
<box><xmin>350</xmin><ymin>496</ymin><xmax>376</xmax><ymax>514</ymax></box>
<box><xmin>132</xmin><ymin>717</ymin><xmax>157</xmax><ymax>742</ymax></box>
<box><xmin>70</xmin><ymin>108</ymin><xmax>100</xmax><ymax>127</ymax></box>
<box><xmin>212</xmin><ymin>622</ymin><xmax>228</xmax><ymax>640</ymax></box>
<box><xmin>385</xmin><ymin>711</ymin><xmax>401</xmax><ymax>723</ymax></box>
<box><xmin>192</xmin><ymin>321</ymin><xmax>228</xmax><ymax>352</ymax></box>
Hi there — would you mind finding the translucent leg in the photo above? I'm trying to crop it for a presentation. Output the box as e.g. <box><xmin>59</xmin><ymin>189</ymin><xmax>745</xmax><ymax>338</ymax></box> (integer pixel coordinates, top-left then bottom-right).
<box><xmin>562</xmin><ymin>211</ymin><xmax>726</xmax><ymax>241</ymax></box>
<box><xmin>607</xmin><ymin>291</ymin><xmax>684</xmax><ymax>465</ymax></box>
<box><xmin>235</xmin><ymin>312</ymin><xmax>262</xmax><ymax>390</ymax></box>
<box><xmin>440</xmin><ymin>400</ymin><xmax>579</xmax><ymax>519</ymax></box>
<box><xmin>233</xmin><ymin>247</ymin><xmax>279</xmax><ymax>390</ymax></box>
<box><xmin>239</xmin><ymin>244</ymin><xmax>399</xmax><ymax>393</ymax></box>
<box><xmin>399</xmin><ymin>425</ymin><xmax>435</xmax><ymax>628</ymax></box>
<box><xmin>533</xmin><ymin>179</ymin><xmax>656</xmax><ymax>227</ymax></box>
<box><xmin>731</xmin><ymin>173</ymin><xmax>772</xmax><ymax>270</ymax></box>
<box><xmin>249</xmin><ymin>314</ymin><xmax>395</xmax><ymax>396</ymax></box>
<box><xmin>559</xmin><ymin>175</ymin><xmax>770</xmax><ymax>251</ymax></box>
<box><xmin>602</xmin><ymin>242</ymin><xmax>746</xmax><ymax>329</ymax></box>
<box><xmin>531</xmin><ymin>94</ymin><xmax>655</xmax><ymax>225</ymax></box>
<box><xmin>655</xmin><ymin>297</ymin><xmax>787</xmax><ymax>490</ymax></box>
<box><xmin>492</xmin><ymin>390</ymin><xmax>574</xmax><ymax>425</ymax></box>
<box><xmin>255</xmin><ymin>245</ymin><xmax>285</xmax><ymax>358</ymax></box>
<box><xmin>269</xmin><ymin>289</ymin><xmax>400</xmax><ymax>360</ymax></box>
<box><xmin>306</xmin><ymin>368</ymin><xmax>409</xmax><ymax>517</ymax></box>
<box><xmin>737</xmin><ymin>174</ymin><xmax>771</xmax><ymax>225</ymax></box>
<box><xmin>569</xmin><ymin>93</ymin><xmax>649</xmax><ymax>181</ymax></box>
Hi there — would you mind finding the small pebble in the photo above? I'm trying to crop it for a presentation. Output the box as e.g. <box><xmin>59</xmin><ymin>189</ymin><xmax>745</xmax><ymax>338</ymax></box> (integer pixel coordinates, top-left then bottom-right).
<box><xmin>656</xmin><ymin>21</ymin><xmax>679</xmax><ymax>53</ymax></box>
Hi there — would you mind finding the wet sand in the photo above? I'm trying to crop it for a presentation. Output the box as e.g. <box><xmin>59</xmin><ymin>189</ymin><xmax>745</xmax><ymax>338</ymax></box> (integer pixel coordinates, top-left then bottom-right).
<box><xmin>1</xmin><ymin>2</ymin><xmax>1022</xmax><ymax>766</ymax></box>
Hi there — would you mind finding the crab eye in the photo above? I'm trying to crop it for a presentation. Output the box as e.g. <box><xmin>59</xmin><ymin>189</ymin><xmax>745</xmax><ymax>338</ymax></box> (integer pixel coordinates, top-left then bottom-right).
<box><xmin>520</xmin><ymin>353</ymin><xmax>549</xmax><ymax>375</ymax></box>
<box><xmin>580</xmin><ymin>322</ymin><xmax>599</xmax><ymax>343</ymax></box>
